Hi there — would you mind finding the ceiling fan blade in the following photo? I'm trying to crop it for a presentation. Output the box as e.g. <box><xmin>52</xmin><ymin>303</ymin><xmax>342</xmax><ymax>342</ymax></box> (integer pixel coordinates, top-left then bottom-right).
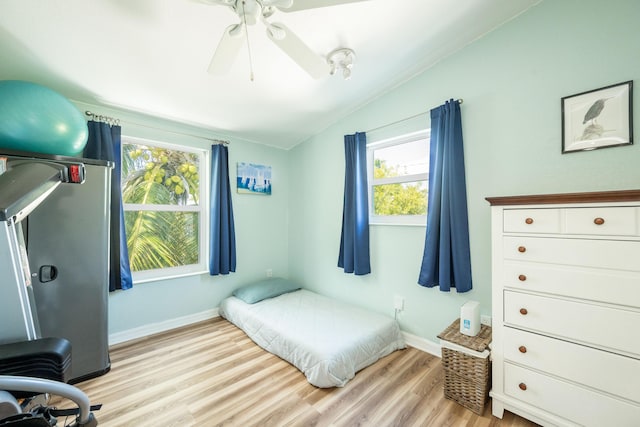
<box><xmin>208</xmin><ymin>24</ymin><xmax>246</xmax><ymax>75</ymax></box>
<box><xmin>266</xmin><ymin>23</ymin><xmax>329</xmax><ymax>79</ymax></box>
<box><xmin>196</xmin><ymin>0</ymin><xmax>235</xmax><ymax>6</ymax></box>
<box><xmin>274</xmin><ymin>0</ymin><xmax>371</xmax><ymax>12</ymax></box>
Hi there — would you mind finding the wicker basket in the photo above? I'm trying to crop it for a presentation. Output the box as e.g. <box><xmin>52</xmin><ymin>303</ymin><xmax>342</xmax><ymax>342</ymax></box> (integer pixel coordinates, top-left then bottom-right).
<box><xmin>438</xmin><ymin>319</ymin><xmax>492</xmax><ymax>415</ymax></box>
<box><xmin>441</xmin><ymin>347</ymin><xmax>491</xmax><ymax>414</ymax></box>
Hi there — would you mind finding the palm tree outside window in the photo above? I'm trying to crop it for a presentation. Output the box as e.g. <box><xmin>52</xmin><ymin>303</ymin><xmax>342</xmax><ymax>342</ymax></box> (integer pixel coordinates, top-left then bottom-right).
<box><xmin>121</xmin><ymin>137</ymin><xmax>208</xmax><ymax>282</ymax></box>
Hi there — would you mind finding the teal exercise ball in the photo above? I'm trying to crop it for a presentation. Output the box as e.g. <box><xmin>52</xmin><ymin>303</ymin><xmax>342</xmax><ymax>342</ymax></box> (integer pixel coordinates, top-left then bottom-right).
<box><xmin>0</xmin><ymin>80</ymin><xmax>88</xmax><ymax>156</ymax></box>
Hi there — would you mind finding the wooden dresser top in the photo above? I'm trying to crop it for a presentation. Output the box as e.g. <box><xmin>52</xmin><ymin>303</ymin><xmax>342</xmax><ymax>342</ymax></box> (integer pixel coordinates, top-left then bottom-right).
<box><xmin>486</xmin><ymin>189</ymin><xmax>640</xmax><ymax>206</ymax></box>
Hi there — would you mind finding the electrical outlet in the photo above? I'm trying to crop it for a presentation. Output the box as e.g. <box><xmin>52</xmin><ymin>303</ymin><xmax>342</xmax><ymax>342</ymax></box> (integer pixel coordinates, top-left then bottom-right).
<box><xmin>266</xmin><ymin>268</ymin><xmax>273</xmax><ymax>278</ymax></box>
<box><xmin>394</xmin><ymin>295</ymin><xmax>404</xmax><ymax>311</ymax></box>
<box><xmin>480</xmin><ymin>315</ymin><xmax>492</xmax><ymax>326</ymax></box>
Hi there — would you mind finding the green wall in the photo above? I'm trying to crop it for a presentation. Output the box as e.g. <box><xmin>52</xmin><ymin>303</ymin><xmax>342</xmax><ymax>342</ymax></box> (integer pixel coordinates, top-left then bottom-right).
<box><xmin>288</xmin><ymin>0</ymin><xmax>640</xmax><ymax>342</ymax></box>
<box><xmin>70</xmin><ymin>102</ymin><xmax>291</xmax><ymax>335</ymax></box>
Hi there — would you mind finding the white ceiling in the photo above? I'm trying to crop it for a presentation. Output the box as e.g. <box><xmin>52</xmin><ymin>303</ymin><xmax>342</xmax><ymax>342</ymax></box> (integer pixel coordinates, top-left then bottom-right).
<box><xmin>0</xmin><ymin>0</ymin><xmax>539</xmax><ymax>149</ymax></box>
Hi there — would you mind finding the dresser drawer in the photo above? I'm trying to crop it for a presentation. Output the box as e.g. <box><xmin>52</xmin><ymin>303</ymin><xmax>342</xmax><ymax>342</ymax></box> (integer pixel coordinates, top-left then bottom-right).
<box><xmin>504</xmin><ymin>362</ymin><xmax>640</xmax><ymax>427</ymax></box>
<box><xmin>504</xmin><ymin>291</ymin><xmax>640</xmax><ymax>357</ymax></box>
<box><xmin>565</xmin><ymin>207</ymin><xmax>638</xmax><ymax>236</ymax></box>
<box><xmin>504</xmin><ymin>208</ymin><xmax>561</xmax><ymax>233</ymax></box>
<box><xmin>503</xmin><ymin>327</ymin><xmax>640</xmax><ymax>402</ymax></box>
<box><xmin>503</xmin><ymin>236</ymin><xmax>640</xmax><ymax>272</ymax></box>
<box><xmin>503</xmin><ymin>206</ymin><xmax>639</xmax><ymax>236</ymax></box>
<box><xmin>503</xmin><ymin>261</ymin><xmax>640</xmax><ymax>308</ymax></box>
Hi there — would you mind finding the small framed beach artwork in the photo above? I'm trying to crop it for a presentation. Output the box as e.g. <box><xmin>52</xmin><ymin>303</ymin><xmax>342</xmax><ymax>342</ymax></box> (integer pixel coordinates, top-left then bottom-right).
<box><xmin>561</xmin><ymin>81</ymin><xmax>633</xmax><ymax>153</ymax></box>
<box><xmin>237</xmin><ymin>162</ymin><xmax>272</xmax><ymax>195</ymax></box>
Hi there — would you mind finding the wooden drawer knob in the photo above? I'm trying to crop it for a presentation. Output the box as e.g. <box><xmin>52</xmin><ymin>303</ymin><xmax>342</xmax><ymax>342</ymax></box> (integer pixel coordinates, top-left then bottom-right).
<box><xmin>519</xmin><ymin>308</ymin><xmax>528</xmax><ymax>315</ymax></box>
<box><xmin>517</xmin><ymin>246</ymin><xmax>526</xmax><ymax>253</ymax></box>
<box><xmin>518</xmin><ymin>274</ymin><xmax>527</xmax><ymax>282</ymax></box>
<box><xmin>525</xmin><ymin>217</ymin><xmax>534</xmax><ymax>224</ymax></box>
<box><xmin>519</xmin><ymin>383</ymin><xmax>527</xmax><ymax>391</ymax></box>
<box><xmin>594</xmin><ymin>217</ymin><xmax>605</xmax><ymax>225</ymax></box>
<box><xmin>519</xmin><ymin>346</ymin><xmax>527</xmax><ymax>353</ymax></box>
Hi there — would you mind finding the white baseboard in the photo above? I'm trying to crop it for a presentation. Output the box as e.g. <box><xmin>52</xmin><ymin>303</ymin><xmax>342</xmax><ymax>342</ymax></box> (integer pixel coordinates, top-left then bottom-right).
<box><xmin>402</xmin><ymin>331</ymin><xmax>441</xmax><ymax>357</ymax></box>
<box><xmin>109</xmin><ymin>308</ymin><xmax>442</xmax><ymax>359</ymax></box>
<box><xmin>109</xmin><ymin>308</ymin><xmax>219</xmax><ymax>346</ymax></box>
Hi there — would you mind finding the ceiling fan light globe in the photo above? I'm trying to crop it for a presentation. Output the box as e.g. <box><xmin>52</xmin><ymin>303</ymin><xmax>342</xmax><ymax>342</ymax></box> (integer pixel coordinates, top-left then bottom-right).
<box><xmin>326</xmin><ymin>47</ymin><xmax>355</xmax><ymax>79</ymax></box>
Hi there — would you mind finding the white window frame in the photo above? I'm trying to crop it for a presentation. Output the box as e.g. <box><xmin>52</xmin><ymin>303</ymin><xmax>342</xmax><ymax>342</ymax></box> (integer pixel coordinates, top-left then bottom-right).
<box><xmin>121</xmin><ymin>136</ymin><xmax>209</xmax><ymax>283</ymax></box>
<box><xmin>367</xmin><ymin>129</ymin><xmax>430</xmax><ymax>226</ymax></box>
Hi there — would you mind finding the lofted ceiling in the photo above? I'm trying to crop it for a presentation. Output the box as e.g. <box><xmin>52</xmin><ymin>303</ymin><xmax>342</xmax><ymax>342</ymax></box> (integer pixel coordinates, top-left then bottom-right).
<box><xmin>0</xmin><ymin>0</ymin><xmax>539</xmax><ymax>149</ymax></box>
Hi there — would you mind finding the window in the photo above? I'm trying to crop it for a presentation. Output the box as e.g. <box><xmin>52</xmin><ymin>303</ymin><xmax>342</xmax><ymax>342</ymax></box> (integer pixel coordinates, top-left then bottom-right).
<box><xmin>121</xmin><ymin>136</ymin><xmax>208</xmax><ymax>282</ymax></box>
<box><xmin>367</xmin><ymin>130</ymin><xmax>429</xmax><ymax>225</ymax></box>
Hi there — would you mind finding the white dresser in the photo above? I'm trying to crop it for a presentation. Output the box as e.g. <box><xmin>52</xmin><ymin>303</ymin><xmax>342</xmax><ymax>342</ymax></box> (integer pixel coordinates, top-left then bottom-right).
<box><xmin>486</xmin><ymin>190</ymin><xmax>640</xmax><ymax>427</ymax></box>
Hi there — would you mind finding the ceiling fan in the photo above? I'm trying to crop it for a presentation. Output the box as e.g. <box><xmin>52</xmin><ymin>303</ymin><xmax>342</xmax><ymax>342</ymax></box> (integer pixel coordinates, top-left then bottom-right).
<box><xmin>199</xmin><ymin>0</ymin><xmax>367</xmax><ymax>79</ymax></box>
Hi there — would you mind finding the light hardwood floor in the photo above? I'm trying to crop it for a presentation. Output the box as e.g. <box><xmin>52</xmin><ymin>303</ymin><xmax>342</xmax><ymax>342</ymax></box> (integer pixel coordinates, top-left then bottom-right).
<box><xmin>58</xmin><ymin>318</ymin><xmax>539</xmax><ymax>427</ymax></box>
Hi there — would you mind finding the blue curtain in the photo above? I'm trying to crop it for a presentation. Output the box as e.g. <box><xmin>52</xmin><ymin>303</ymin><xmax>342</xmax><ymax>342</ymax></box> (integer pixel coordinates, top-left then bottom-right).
<box><xmin>418</xmin><ymin>100</ymin><xmax>472</xmax><ymax>292</ymax></box>
<box><xmin>209</xmin><ymin>144</ymin><xmax>236</xmax><ymax>275</ymax></box>
<box><xmin>338</xmin><ymin>132</ymin><xmax>371</xmax><ymax>275</ymax></box>
<box><xmin>83</xmin><ymin>120</ymin><xmax>133</xmax><ymax>292</ymax></box>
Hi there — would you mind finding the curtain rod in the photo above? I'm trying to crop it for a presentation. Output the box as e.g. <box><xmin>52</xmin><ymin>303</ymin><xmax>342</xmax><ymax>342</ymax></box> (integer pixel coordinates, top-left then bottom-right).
<box><xmin>84</xmin><ymin>111</ymin><xmax>230</xmax><ymax>145</ymax></box>
<box><xmin>365</xmin><ymin>98</ymin><xmax>463</xmax><ymax>134</ymax></box>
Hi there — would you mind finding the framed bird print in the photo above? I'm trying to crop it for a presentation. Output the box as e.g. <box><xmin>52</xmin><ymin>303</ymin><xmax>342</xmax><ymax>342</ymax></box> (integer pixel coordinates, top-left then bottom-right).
<box><xmin>561</xmin><ymin>80</ymin><xmax>633</xmax><ymax>153</ymax></box>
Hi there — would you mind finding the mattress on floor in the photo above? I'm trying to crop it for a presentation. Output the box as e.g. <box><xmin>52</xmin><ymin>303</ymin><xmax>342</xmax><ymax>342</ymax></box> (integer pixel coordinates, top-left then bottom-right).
<box><xmin>219</xmin><ymin>289</ymin><xmax>406</xmax><ymax>388</ymax></box>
